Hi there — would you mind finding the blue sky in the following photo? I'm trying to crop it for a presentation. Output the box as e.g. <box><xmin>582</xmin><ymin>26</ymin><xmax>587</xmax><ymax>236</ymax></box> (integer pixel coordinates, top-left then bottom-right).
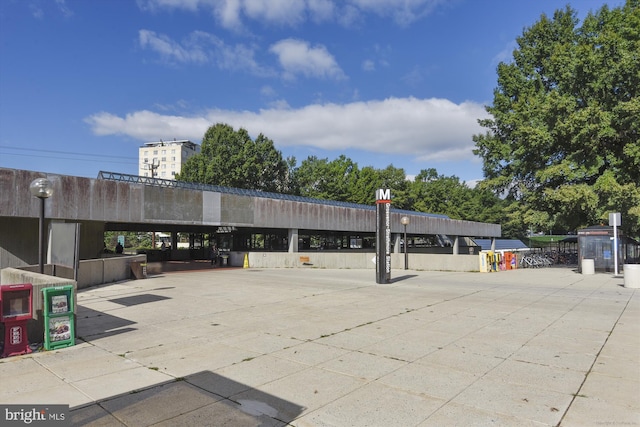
<box><xmin>0</xmin><ymin>0</ymin><xmax>623</xmax><ymax>185</ymax></box>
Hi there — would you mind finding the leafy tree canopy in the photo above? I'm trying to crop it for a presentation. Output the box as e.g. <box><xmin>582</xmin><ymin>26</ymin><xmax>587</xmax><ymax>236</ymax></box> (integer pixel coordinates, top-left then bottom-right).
<box><xmin>176</xmin><ymin>123</ymin><xmax>292</xmax><ymax>193</ymax></box>
<box><xmin>473</xmin><ymin>0</ymin><xmax>640</xmax><ymax>236</ymax></box>
<box><xmin>408</xmin><ymin>169</ymin><xmax>507</xmax><ymax>227</ymax></box>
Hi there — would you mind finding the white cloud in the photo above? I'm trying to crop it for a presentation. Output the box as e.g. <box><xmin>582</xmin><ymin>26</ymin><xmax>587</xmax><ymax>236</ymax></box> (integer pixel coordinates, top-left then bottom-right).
<box><xmin>138</xmin><ymin>31</ymin><xmax>342</xmax><ymax>80</ymax></box>
<box><xmin>139</xmin><ymin>30</ymin><xmax>210</xmax><ymax>64</ymax></box>
<box><xmin>269</xmin><ymin>39</ymin><xmax>346</xmax><ymax>80</ymax></box>
<box><xmin>137</xmin><ymin>0</ymin><xmax>203</xmax><ymax>12</ymax></box>
<box><xmin>308</xmin><ymin>0</ymin><xmax>335</xmax><ymax>22</ymax></box>
<box><xmin>55</xmin><ymin>0</ymin><xmax>73</xmax><ymax>17</ymax></box>
<box><xmin>30</xmin><ymin>4</ymin><xmax>44</xmax><ymax>19</ymax></box>
<box><xmin>85</xmin><ymin>97</ymin><xmax>488</xmax><ymax>163</ymax></box>
<box><xmin>85</xmin><ymin>111</ymin><xmax>211</xmax><ymax>141</ymax></box>
<box><xmin>350</xmin><ymin>0</ymin><xmax>446</xmax><ymax>26</ymax></box>
<box><xmin>492</xmin><ymin>40</ymin><xmax>517</xmax><ymax>66</ymax></box>
<box><xmin>137</xmin><ymin>0</ymin><xmax>446</xmax><ymax>30</ymax></box>
<box><xmin>241</xmin><ymin>0</ymin><xmax>307</xmax><ymax>26</ymax></box>
<box><xmin>29</xmin><ymin>0</ymin><xmax>74</xmax><ymax>19</ymax></box>
<box><xmin>138</xmin><ymin>30</ymin><xmax>273</xmax><ymax>76</ymax></box>
<box><xmin>260</xmin><ymin>85</ymin><xmax>277</xmax><ymax>98</ymax></box>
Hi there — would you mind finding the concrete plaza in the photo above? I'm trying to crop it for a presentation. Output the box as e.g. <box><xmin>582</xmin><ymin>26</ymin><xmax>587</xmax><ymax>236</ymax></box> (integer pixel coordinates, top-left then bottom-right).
<box><xmin>0</xmin><ymin>266</ymin><xmax>638</xmax><ymax>426</ymax></box>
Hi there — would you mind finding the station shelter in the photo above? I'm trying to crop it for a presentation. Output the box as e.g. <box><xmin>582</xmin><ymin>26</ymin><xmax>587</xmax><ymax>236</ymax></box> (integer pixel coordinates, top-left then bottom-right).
<box><xmin>577</xmin><ymin>225</ymin><xmax>638</xmax><ymax>273</ymax></box>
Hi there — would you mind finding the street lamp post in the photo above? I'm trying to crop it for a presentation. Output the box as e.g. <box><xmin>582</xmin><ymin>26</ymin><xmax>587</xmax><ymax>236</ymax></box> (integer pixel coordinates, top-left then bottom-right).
<box><xmin>29</xmin><ymin>178</ymin><xmax>54</xmax><ymax>274</ymax></box>
<box><xmin>400</xmin><ymin>216</ymin><xmax>410</xmax><ymax>270</ymax></box>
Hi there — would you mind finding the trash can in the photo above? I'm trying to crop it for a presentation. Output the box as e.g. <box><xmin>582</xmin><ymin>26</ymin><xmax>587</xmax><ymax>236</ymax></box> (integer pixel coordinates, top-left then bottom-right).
<box><xmin>221</xmin><ymin>255</ymin><xmax>229</xmax><ymax>267</ymax></box>
<box><xmin>582</xmin><ymin>259</ymin><xmax>595</xmax><ymax>275</ymax></box>
<box><xmin>130</xmin><ymin>261</ymin><xmax>147</xmax><ymax>279</ymax></box>
<box><xmin>624</xmin><ymin>264</ymin><xmax>640</xmax><ymax>289</ymax></box>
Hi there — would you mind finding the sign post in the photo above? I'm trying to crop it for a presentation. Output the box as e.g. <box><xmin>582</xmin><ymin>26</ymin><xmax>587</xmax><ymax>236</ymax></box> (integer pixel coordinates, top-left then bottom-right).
<box><xmin>375</xmin><ymin>189</ymin><xmax>391</xmax><ymax>284</ymax></box>
<box><xmin>609</xmin><ymin>212</ymin><xmax>621</xmax><ymax>276</ymax></box>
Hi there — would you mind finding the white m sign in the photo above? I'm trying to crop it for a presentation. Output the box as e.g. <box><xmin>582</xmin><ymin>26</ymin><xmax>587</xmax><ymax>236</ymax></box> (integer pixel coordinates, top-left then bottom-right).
<box><xmin>376</xmin><ymin>189</ymin><xmax>390</xmax><ymax>201</ymax></box>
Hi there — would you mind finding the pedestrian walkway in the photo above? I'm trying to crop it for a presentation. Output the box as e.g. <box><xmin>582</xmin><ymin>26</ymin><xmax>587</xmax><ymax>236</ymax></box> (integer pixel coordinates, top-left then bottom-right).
<box><xmin>0</xmin><ymin>268</ymin><xmax>638</xmax><ymax>426</ymax></box>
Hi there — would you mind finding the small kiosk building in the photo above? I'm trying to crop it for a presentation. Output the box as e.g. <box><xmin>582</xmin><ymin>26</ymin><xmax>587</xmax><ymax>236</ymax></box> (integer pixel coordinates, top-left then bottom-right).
<box><xmin>577</xmin><ymin>225</ymin><xmax>625</xmax><ymax>273</ymax></box>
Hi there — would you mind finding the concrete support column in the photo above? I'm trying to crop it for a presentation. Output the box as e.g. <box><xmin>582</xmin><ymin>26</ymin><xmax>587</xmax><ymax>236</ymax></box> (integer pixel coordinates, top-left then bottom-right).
<box><xmin>452</xmin><ymin>235</ymin><xmax>459</xmax><ymax>255</ymax></box>
<box><xmin>288</xmin><ymin>229</ymin><xmax>298</xmax><ymax>253</ymax></box>
<box><xmin>491</xmin><ymin>237</ymin><xmax>496</xmax><ymax>252</ymax></box>
<box><xmin>394</xmin><ymin>233</ymin><xmax>402</xmax><ymax>253</ymax></box>
<box><xmin>171</xmin><ymin>232</ymin><xmax>178</xmax><ymax>249</ymax></box>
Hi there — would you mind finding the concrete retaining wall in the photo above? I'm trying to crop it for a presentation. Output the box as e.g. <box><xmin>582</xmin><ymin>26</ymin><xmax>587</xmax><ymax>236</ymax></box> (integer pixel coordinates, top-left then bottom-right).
<box><xmin>231</xmin><ymin>252</ymin><xmax>480</xmax><ymax>272</ymax></box>
<box><xmin>16</xmin><ymin>254</ymin><xmax>147</xmax><ymax>289</ymax></box>
<box><xmin>78</xmin><ymin>255</ymin><xmax>147</xmax><ymax>288</ymax></box>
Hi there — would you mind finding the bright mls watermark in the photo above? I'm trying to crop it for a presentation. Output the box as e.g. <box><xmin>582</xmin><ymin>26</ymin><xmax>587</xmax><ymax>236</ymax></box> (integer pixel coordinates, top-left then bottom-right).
<box><xmin>1</xmin><ymin>405</ymin><xmax>69</xmax><ymax>426</ymax></box>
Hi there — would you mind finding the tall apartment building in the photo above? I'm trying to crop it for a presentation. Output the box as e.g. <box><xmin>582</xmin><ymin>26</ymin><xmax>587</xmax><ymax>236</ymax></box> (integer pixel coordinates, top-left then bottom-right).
<box><xmin>138</xmin><ymin>140</ymin><xmax>200</xmax><ymax>179</ymax></box>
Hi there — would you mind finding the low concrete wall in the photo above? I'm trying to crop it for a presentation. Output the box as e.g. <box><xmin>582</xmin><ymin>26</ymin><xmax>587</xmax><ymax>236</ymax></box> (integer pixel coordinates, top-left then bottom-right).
<box><xmin>80</xmin><ymin>255</ymin><xmax>146</xmax><ymax>288</ymax></box>
<box><xmin>232</xmin><ymin>252</ymin><xmax>480</xmax><ymax>272</ymax></box>
<box><xmin>16</xmin><ymin>255</ymin><xmax>147</xmax><ymax>289</ymax></box>
<box><xmin>1</xmin><ymin>268</ymin><xmax>77</xmax><ymax>344</ymax></box>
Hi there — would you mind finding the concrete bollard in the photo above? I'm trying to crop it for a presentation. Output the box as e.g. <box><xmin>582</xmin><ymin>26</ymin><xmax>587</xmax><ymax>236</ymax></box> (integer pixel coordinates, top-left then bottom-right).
<box><xmin>623</xmin><ymin>264</ymin><xmax>640</xmax><ymax>289</ymax></box>
<box><xmin>582</xmin><ymin>259</ymin><xmax>595</xmax><ymax>275</ymax></box>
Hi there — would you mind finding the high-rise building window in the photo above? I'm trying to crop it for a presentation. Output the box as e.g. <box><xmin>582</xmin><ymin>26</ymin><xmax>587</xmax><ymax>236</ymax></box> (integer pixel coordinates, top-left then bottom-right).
<box><xmin>140</xmin><ymin>140</ymin><xmax>199</xmax><ymax>181</ymax></box>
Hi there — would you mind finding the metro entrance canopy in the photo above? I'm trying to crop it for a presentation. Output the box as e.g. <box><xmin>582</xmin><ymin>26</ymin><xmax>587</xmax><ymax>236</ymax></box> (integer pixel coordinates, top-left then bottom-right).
<box><xmin>0</xmin><ymin>167</ymin><xmax>501</xmax><ymax>270</ymax></box>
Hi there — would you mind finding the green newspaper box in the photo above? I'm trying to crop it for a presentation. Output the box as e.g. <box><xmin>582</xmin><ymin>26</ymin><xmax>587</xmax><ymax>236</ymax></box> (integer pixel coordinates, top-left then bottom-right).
<box><xmin>42</xmin><ymin>285</ymin><xmax>75</xmax><ymax>350</ymax></box>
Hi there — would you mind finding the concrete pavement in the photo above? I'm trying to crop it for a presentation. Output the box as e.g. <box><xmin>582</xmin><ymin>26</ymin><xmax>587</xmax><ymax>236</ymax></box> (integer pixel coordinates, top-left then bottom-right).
<box><xmin>0</xmin><ymin>267</ymin><xmax>638</xmax><ymax>426</ymax></box>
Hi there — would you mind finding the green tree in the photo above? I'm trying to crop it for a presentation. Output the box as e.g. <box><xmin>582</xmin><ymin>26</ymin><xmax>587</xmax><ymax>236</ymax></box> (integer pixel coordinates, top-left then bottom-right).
<box><xmin>291</xmin><ymin>156</ymin><xmax>412</xmax><ymax>208</ymax></box>
<box><xmin>409</xmin><ymin>169</ymin><xmax>465</xmax><ymax>217</ymax></box>
<box><xmin>473</xmin><ymin>1</ymin><xmax>640</xmax><ymax>236</ymax></box>
<box><xmin>349</xmin><ymin>166</ymin><xmax>381</xmax><ymax>205</ymax></box>
<box><xmin>293</xmin><ymin>155</ymin><xmax>360</xmax><ymax>201</ymax></box>
<box><xmin>378</xmin><ymin>165</ymin><xmax>410</xmax><ymax>209</ymax></box>
<box><xmin>177</xmin><ymin>123</ymin><xmax>291</xmax><ymax>192</ymax></box>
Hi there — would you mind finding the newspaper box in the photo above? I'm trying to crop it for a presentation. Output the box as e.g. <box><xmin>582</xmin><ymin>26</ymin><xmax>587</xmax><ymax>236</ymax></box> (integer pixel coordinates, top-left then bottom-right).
<box><xmin>0</xmin><ymin>283</ymin><xmax>33</xmax><ymax>358</ymax></box>
<box><xmin>42</xmin><ymin>285</ymin><xmax>75</xmax><ymax>350</ymax></box>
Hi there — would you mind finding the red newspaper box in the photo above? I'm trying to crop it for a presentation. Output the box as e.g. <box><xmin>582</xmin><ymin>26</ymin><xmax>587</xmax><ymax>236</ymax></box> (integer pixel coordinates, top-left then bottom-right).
<box><xmin>1</xmin><ymin>284</ymin><xmax>33</xmax><ymax>357</ymax></box>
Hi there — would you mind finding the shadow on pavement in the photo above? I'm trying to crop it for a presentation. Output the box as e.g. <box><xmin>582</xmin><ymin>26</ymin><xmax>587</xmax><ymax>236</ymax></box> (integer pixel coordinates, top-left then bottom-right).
<box><xmin>108</xmin><ymin>294</ymin><xmax>171</xmax><ymax>307</ymax></box>
<box><xmin>76</xmin><ymin>306</ymin><xmax>136</xmax><ymax>340</ymax></box>
<box><xmin>391</xmin><ymin>274</ymin><xmax>418</xmax><ymax>283</ymax></box>
<box><xmin>70</xmin><ymin>371</ymin><xmax>306</xmax><ymax>426</ymax></box>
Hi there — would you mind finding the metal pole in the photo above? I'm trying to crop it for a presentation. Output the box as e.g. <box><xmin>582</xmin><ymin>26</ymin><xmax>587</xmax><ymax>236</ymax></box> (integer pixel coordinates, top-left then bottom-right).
<box><xmin>30</xmin><ymin>177</ymin><xmax>53</xmax><ymax>274</ymax></box>
<box><xmin>613</xmin><ymin>224</ymin><xmax>619</xmax><ymax>276</ymax></box>
<box><xmin>403</xmin><ymin>224</ymin><xmax>408</xmax><ymax>270</ymax></box>
<box><xmin>39</xmin><ymin>197</ymin><xmax>45</xmax><ymax>274</ymax></box>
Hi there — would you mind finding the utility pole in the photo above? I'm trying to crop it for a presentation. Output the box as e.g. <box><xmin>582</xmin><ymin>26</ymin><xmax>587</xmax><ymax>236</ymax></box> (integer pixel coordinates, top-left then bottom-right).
<box><xmin>148</xmin><ymin>159</ymin><xmax>159</xmax><ymax>178</ymax></box>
